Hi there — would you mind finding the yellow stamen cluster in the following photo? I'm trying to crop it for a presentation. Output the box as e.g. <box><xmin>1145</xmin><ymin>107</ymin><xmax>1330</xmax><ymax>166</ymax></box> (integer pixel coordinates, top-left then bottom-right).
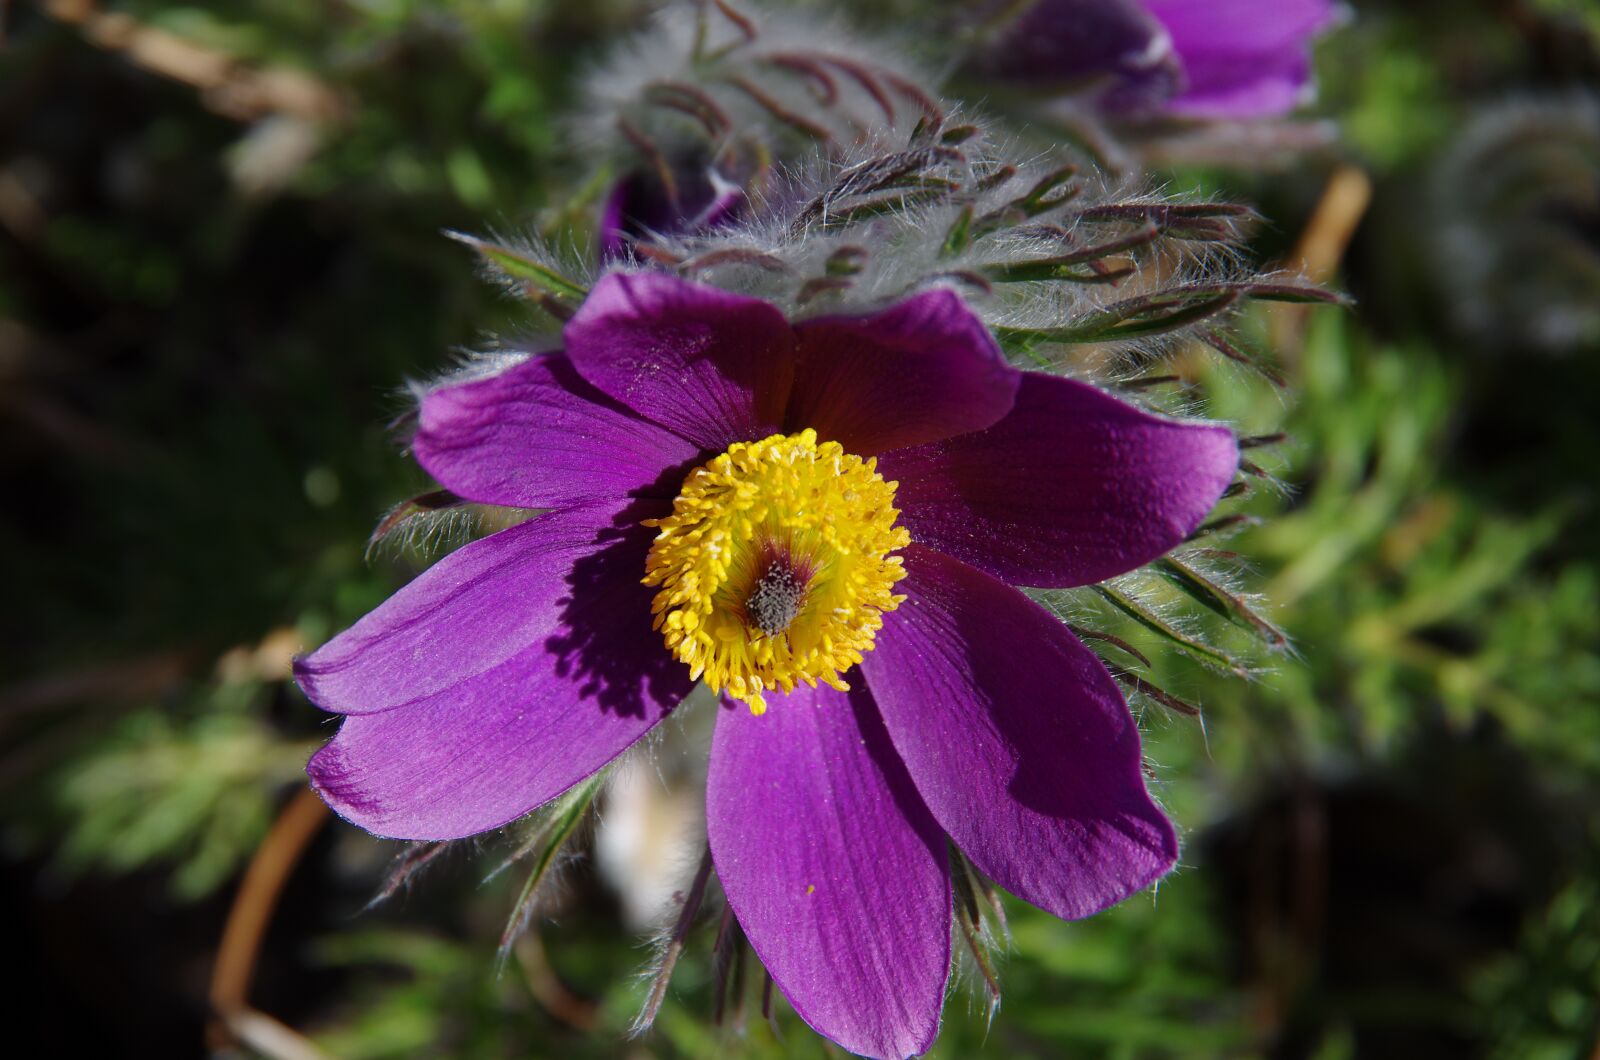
<box><xmin>642</xmin><ymin>429</ymin><xmax>910</xmax><ymax>714</ymax></box>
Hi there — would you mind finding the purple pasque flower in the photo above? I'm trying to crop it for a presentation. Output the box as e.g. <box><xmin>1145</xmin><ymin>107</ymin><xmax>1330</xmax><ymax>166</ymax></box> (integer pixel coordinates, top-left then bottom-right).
<box><xmin>977</xmin><ymin>0</ymin><xmax>1339</xmax><ymax>120</ymax></box>
<box><xmin>295</xmin><ymin>271</ymin><xmax>1238</xmax><ymax>1059</ymax></box>
<box><xmin>1143</xmin><ymin>0</ymin><xmax>1339</xmax><ymax>118</ymax></box>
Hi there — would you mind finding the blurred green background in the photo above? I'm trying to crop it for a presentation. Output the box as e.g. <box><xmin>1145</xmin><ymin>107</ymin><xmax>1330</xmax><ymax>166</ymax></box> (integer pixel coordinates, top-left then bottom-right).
<box><xmin>2</xmin><ymin>1</ymin><xmax>1597</xmax><ymax>1057</ymax></box>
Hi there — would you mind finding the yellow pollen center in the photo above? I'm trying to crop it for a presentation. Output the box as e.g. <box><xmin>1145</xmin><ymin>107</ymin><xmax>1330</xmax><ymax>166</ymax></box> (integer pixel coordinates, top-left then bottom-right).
<box><xmin>641</xmin><ymin>428</ymin><xmax>910</xmax><ymax>715</ymax></box>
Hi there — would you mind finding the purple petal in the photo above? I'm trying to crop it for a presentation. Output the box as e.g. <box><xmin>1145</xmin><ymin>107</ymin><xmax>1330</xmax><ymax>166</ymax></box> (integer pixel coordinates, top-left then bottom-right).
<box><xmin>708</xmin><ymin>684</ymin><xmax>950</xmax><ymax>1060</ymax></box>
<box><xmin>564</xmin><ymin>272</ymin><xmax>796</xmax><ymax>451</ymax></box>
<box><xmin>685</xmin><ymin>171</ymin><xmax>744</xmax><ymax>233</ymax></box>
<box><xmin>599</xmin><ymin>169</ymin><xmax>745</xmax><ymax>264</ymax></box>
<box><xmin>1162</xmin><ymin>49</ymin><xmax>1314</xmax><ymax>119</ymax></box>
<box><xmin>412</xmin><ymin>352</ymin><xmax>700</xmax><ymax>509</ymax></box>
<box><xmin>302</xmin><ymin>501</ymin><xmax>692</xmax><ymax>840</ymax></box>
<box><xmin>598</xmin><ymin>178</ymin><xmax>631</xmax><ymax>263</ymax></box>
<box><xmin>788</xmin><ymin>289</ymin><xmax>1020</xmax><ymax>454</ymax></box>
<box><xmin>1147</xmin><ymin>0</ymin><xmax>1335</xmax><ymax>53</ymax></box>
<box><xmin>879</xmin><ymin>373</ymin><xmax>1237</xmax><ymax>588</ymax></box>
<box><xmin>1145</xmin><ymin>0</ymin><xmax>1335</xmax><ymax>118</ymax></box>
<box><xmin>296</xmin><ymin>507</ymin><xmax>599</xmax><ymax>715</ymax></box>
<box><xmin>970</xmin><ymin>0</ymin><xmax>1177</xmax><ymax>93</ymax></box>
<box><xmin>863</xmin><ymin>545</ymin><xmax>1177</xmax><ymax>920</ymax></box>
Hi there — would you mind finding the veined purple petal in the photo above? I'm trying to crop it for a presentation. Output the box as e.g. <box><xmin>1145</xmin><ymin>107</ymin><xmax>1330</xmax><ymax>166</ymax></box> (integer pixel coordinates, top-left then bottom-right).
<box><xmin>880</xmin><ymin>373</ymin><xmax>1237</xmax><ymax>588</ymax></box>
<box><xmin>564</xmin><ymin>272</ymin><xmax>795</xmax><ymax>451</ymax></box>
<box><xmin>708</xmin><ymin>684</ymin><xmax>950</xmax><ymax>1060</ymax></box>
<box><xmin>302</xmin><ymin>501</ymin><xmax>692</xmax><ymax>840</ymax></box>
<box><xmin>1145</xmin><ymin>0</ymin><xmax>1336</xmax><ymax>118</ymax></box>
<box><xmin>788</xmin><ymin>289</ymin><xmax>1020</xmax><ymax>455</ymax></box>
<box><xmin>412</xmin><ymin>352</ymin><xmax>700</xmax><ymax>509</ymax></box>
<box><xmin>863</xmin><ymin>545</ymin><xmax>1178</xmax><ymax>920</ymax></box>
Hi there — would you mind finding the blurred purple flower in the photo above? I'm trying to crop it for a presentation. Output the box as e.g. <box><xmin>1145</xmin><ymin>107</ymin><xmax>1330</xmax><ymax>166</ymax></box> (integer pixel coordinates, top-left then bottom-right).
<box><xmin>976</xmin><ymin>0</ymin><xmax>1339</xmax><ymax>119</ymax></box>
<box><xmin>598</xmin><ymin>165</ymin><xmax>743</xmax><ymax>261</ymax></box>
<box><xmin>295</xmin><ymin>272</ymin><xmax>1237</xmax><ymax>1058</ymax></box>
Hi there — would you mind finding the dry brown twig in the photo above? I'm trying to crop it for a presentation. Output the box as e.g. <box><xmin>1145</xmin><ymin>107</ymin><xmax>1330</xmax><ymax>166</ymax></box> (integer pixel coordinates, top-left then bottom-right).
<box><xmin>41</xmin><ymin>0</ymin><xmax>346</xmax><ymax>124</ymax></box>
<box><xmin>207</xmin><ymin>786</ymin><xmax>331</xmax><ymax>1060</ymax></box>
<box><xmin>1270</xmin><ymin>164</ymin><xmax>1372</xmax><ymax>362</ymax></box>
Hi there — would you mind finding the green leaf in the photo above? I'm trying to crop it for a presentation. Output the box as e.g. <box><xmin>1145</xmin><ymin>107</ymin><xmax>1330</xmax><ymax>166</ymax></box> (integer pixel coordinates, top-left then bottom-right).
<box><xmin>1155</xmin><ymin>556</ymin><xmax>1288</xmax><ymax>649</ymax></box>
<box><xmin>494</xmin><ymin>771</ymin><xmax>605</xmax><ymax>961</ymax></box>
<box><xmin>941</xmin><ymin>203</ymin><xmax>974</xmax><ymax>257</ymax></box>
<box><xmin>1093</xmin><ymin>585</ymin><xmax>1251</xmax><ymax>677</ymax></box>
<box><xmin>445</xmin><ymin>231</ymin><xmax>588</xmax><ymax>304</ymax></box>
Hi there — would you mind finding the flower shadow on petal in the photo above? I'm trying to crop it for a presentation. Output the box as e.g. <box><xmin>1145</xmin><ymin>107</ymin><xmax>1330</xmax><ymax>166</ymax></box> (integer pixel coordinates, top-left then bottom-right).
<box><xmin>946</xmin><ymin>587</ymin><xmax>1177</xmax><ymax>910</ymax></box>
<box><xmin>544</xmin><ymin>496</ymin><xmax>696</xmax><ymax>718</ymax></box>
<box><xmin>868</xmin><ymin>547</ymin><xmax>1175</xmax><ymax>919</ymax></box>
<box><xmin>955</xmin><ymin>599</ymin><xmax>1148</xmax><ymax>824</ymax></box>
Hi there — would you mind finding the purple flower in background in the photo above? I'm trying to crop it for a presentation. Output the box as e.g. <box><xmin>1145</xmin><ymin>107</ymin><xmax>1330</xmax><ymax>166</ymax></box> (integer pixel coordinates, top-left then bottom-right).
<box><xmin>975</xmin><ymin>0</ymin><xmax>1339</xmax><ymax>119</ymax></box>
<box><xmin>295</xmin><ymin>272</ymin><xmax>1237</xmax><ymax>1058</ymax></box>
<box><xmin>1146</xmin><ymin>0</ymin><xmax>1339</xmax><ymax>117</ymax></box>
<box><xmin>599</xmin><ymin>164</ymin><xmax>744</xmax><ymax>261</ymax></box>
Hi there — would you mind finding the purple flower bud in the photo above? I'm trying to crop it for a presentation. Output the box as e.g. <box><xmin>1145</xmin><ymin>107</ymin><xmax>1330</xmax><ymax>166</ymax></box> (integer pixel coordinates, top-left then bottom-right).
<box><xmin>974</xmin><ymin>0</ymin><xmax>1340</xmax><ymax>120</ymax></box>
<box><xmin>599</xmin><ymin>162</ymin><xmax>745</xmax><ymax>261</ymax></box>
